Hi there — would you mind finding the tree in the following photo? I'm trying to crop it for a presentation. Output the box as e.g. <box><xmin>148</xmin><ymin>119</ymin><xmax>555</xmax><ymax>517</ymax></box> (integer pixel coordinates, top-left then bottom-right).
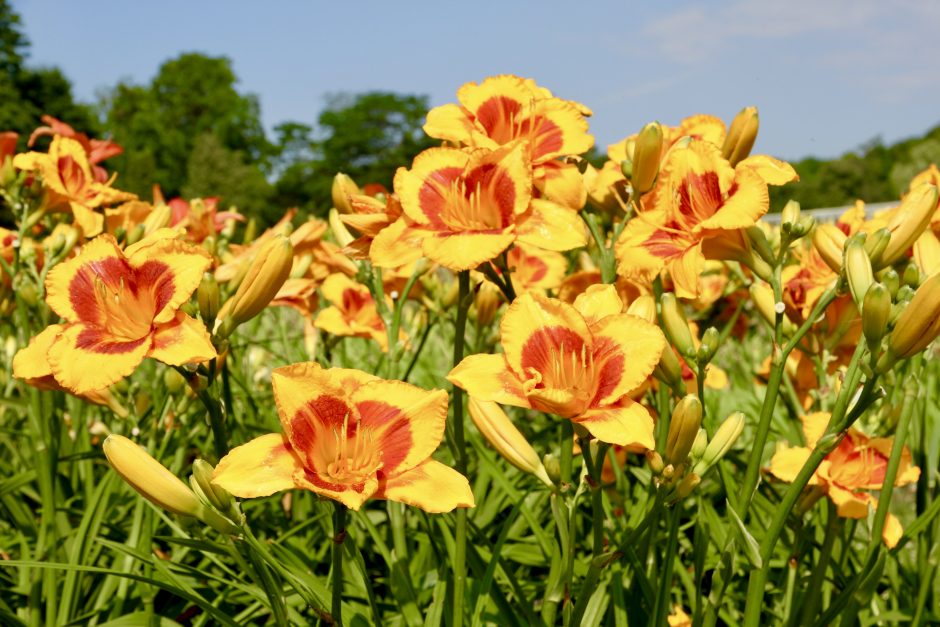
<box><xmin>273</xmin><ymin>92</ymin><xmax>436</xmax><ymax>214</ymax></box>
<box><xmin>103</xmin><ymin>53</ymin><xmax>272</xmax><ymax>212</ymax></box>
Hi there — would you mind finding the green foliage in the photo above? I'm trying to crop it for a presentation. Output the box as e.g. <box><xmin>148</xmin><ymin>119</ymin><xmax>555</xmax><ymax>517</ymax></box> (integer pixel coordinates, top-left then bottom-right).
<box><xmin>273</xmin><ymin>92</ymin><xmax>437</xmax><ymax>215</ymax></box>
<box><xmin>771</xmin><ymin>124</ymin><xmax>940</xmax><ymax>210</ymax></box>
<box><xmin>104</xmin><ymin>53</ymin><xmax>272</xmax><ymax>213</ymax></box>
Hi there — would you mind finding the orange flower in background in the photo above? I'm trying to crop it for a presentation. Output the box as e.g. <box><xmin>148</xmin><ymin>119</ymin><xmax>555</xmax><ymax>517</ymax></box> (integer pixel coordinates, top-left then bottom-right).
<box><xmin>615</xmin><ymin>139</ymin><xmax>786</xmax><ymax>298</ymax></box>
<box><xmin>168</xmin><ymin>197</ymin><xmax>243</xmax><ymax>244</ymax></box>
<box><xmin>28</xmin><ymin>115</ymin><xmax>123</xmax><ymax>182</ymax></box>
<box><xmin>769</xmin><ymin>412</ymin><xmax>919</xmax><ymax>547</ymax></box>
<box><xmin>424</xmin><ymin>74</ymin><xmax>594</xmax><ymax>209</ymax></box>
<box><xmin>448</xmin><ymin>287</ymin><xmax>665</xmax><ymax>448</ymax></box>
<box><xmin>212</xmin><ymin>363</ymin><xmax>474</xmax><ymax>512</ymax></box>
<box><xmin>782</xmin><ymin>243</ymin><xmax>839</xmax><ymax>320</ymax></box>
<box><xmin>14</xmin><ymin>136</ymin><xmax>135</xmax><ymax>236</ymax></box>
<box><xmin>314</xmin><ymin>273</ymin><xmax>398</xmax><ymax>351</ymax></box>
<box><xmin>12</xmin><ymin>232</ymin><xmax>216</xmax><ymax>395</ymax></box>
<box><xmin>371</xmin><ymin>143</ymin><xmax>587</xmax><ymax>272</ymax></box>
<box><xmin>340</xmin><ymin>191</ymin><xmax>403</xmax><ymax>259</ymax></box>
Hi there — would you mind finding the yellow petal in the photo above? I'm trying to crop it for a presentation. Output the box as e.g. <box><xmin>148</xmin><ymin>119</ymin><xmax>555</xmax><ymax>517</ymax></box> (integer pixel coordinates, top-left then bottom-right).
<box><xmin>45</xmin><ymin>235</ymin><xmax>125</xmax><ymax>323</ymax></box>
<box><xmin>882</xmin><ymin>512</ymin><xmax>903</xmax><ymax>548</ymax></box>
<box><xmin>12</xmin><ymin>324</ymin><xmax>63</xmax><ymax>381</ymax></box>
<box><xmin>534</xmin><ymin>160</ymin><xmax>587</xmax><ymax>210</ymax></box>
<box><xmin>768</xmin><ymin>446</ymin><xmax>814</xmax><ymax>484</ymax></box>
<box><xmin>573</xmin><ymin>398</ymin><xmax>655</xmax><ymax>449</ymax></box>
<box><xmin>423</xmin><ymin>102</ymin><xmax>477</xmax><ymax>144</ymax></box>
<box><xmin>369</xmin><ymin>217</ymin><xmax>426</xmax><ymax>269</ymax></box>
<box><xmin>801</xmin><ymin>412</ymin><xmax>831</xmax><ymax>448</ymax></box>
<box><xmin>294</xmin><ymin>469</ymin><xmax>378</xmax><ymax>511</ymax></box>
<box><xmin>213</xmin><ymin>433</ymin><xmax>303</xmax><ymax>498</ymax></box>
<box><xmin>828</xmin><ymin>484</ymin><xmax>871</xmax><ymax>519</ymax></box>
<box><xmin>447</xmin><ymin>354</ymin><xmax>530</xmax><ymax>408</ymax></box>
<box><xmin>377</xmin><ymin>459</ymin><xmax>474</xmax><ymax>513</ymax></box>
<box><xmin>736</xmin><ymin>155</ymin><xmax>799</xmax><ymax>186</ymax></box>
<box><xmin>47</xmin><ymin>323</ymin><xmax>149</xmax><ymax>395</ymax></box>
<box><xmin>590</xmin><ymin>313</ymin><xmax>666</xmax><ymax>406</ymax></box>
<box><xmin>422</xmin><ymin>231</ymin><xmax>515</xmax><ymax>271</ymax></box>
<box><xmin>573</xmin><ymin>284</ymin><xmax>624</xmax><ymax>326</ymax></box>
<box><xmin>515</xmin><ymin>199</ymin><xmax>588</xmax><ymax>251</ymax></box>
<box><xmin>499</xmin><ymin>292</ymin><xmax>592</xmax><ymax>378</ymax></box>
<box><xmin>127</xmin><ymin>236</ymin><xmax>212</xmax><ymax>324</ymax></box>
<box><xmin>148</xmin><ymin>312</ymin><xmax>216</xmax><ymax>366</ymax></box>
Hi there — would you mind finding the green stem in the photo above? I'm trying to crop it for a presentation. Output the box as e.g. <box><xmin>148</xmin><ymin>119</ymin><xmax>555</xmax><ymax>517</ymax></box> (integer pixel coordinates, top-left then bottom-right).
<box><xmin>651</xmin><ymin>505</ymin><xmax>682</xmax><ymax>627</ymax></box>
<box><xmin>584</xmin><ymin>213</ymin><xmax>616</xmax><ymax>283</ymax></box>
<box><xmin>796</xmin><ymin>501</ymin><xmax>841</xmax><ymax>625</ymax></box>
<box><xmin>331</xmin><ymin>503</ymin><xmax>347</xmax><ymax>627</ymax></box>
<box><xmin>452</xmin><ymin>270</ymin><xmax>471</xmax><ymax>627</ymax></box>
<box><xmin>569</xmin><ymin>438</ymin><xmax>609</xmax><ymax>626</ymax></box>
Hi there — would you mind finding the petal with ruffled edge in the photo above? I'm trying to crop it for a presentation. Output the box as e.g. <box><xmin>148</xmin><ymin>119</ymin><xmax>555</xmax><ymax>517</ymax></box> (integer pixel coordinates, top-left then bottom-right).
<box><xmin>590</xmin><ymin>313</ymin><xmax>665</xmax><ymax>406</ymax></box>
<box><xmin>447</xmin><ymin>354</ymin><xmax>530</xmax><ymax>408</ymax></box>
<box><xmin>736</xmin><ymin>155</ymin><xmax>799</xmax><ymax>186</ymax></box>
<box><xmin>127</xmin><ymin>236</ymin><xmax>212</xmax><ymax>324</ymax></box>
<box><xmin>696</xmin><ymin>167</ymin><xmax>769</xmax><ymax>232</ymax></box>
<box><xmin>499</xmin><ymin>292</ymin><xmax>592</xmax><ymax>377</ymax></box>
<box><xmin>423</xmin><ymin>102</ymin><xmax>477</xmax><ymax>144</ymax></box>
<box><xmin>768</xmin><ymin>446</ymin><xmax>817</xmax><ymax>484</ymax></box>
<box><xmin>516</xmin><ymin>199</ymin><xmax>588</xmax><ymax>252</ymax></box>
<box><xmin>12</xmin><ymin>324</ymin><xmax>63</xmax><ymax>381</ymax></box>
<box><xmin>828</xmin><ymin>484</ymin><xmax>872</xmax><ymax>519</ymax></box>
<box><xmin>573</xmin><ymin>284</ymin><xmax>624</xmax><ymax>326</ymax></box>
<box><xmin>508</xmin><ymin>244</ymin><xmax>567</xmax><ymax>293</ymax></box>
<box><xmin>69</xmin><ymin>202</ymin><xmax>105</xmax><ymax>236</ymax></box>
<box><xmin>394</xmin><ymin>148</ymin><xmax>470</xmax><ymax>226</ymax></box>
<box><xmin>45</xmin><ymin>234</ymin><xmax>126</xmax><ymax>323</ymax></box>
<box><xmin>615</xmin><ymin>210</ymin><xmax>671</xmax><ymax>279</ymax></box>
<box><xmin>669</xmin><ymin>243</ymin><xmax>707</xmax><ymax>300</ymax></box>
<box><xmin>213</xmin><ymin>433</ymin><xmax>304</xmax><ymax>498</ymax></box>
<box><xmin>573</xmin><ymin>398</ymin><xmax>655</xmax><ymax>449</ymax></box>
<box><xmin>422</xmin><ymin>231</ymin><xmax>516</xmax><ymax>272</ymax></box>
<box><xmin>522</xmin><ymin>99</ymin><xmax>594</xmax><ymax>162</ymax></box>
<box><xmin>294</xmin><ymin>468</ymin><xmax>379</xmax><ymax>511</ymax></box>
<box><xmin>369</xmin><ymin>218</ymin><xmax>427</xmax><ymax>269</ymax></box>
<box><xmin>353</xmin><ymin>380</ymin><xmax>448</xmax><ymax>474</ymax></box>
<box><xmin>377</xmin><ymin>459</ymin><xmax>474</xmax><ymax>513</ymax></box>
<box><xmin>535</xmin><ymin>161</ymin><xmax>587</xmax><ymax>210</ymax></box>
<box><xmin>47</xmin><ymin>323</ymin><xmax>150</xmax><ymax>395</ymax></box>
<box><xmin>148</xmin><ymin>312</ymin><xmax>216</xmax><ymax>366</ymax></box>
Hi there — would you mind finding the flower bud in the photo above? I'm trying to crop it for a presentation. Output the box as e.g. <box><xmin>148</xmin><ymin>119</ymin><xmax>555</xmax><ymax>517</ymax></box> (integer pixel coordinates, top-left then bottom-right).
<box><xmin>473</xmin><ymin>281</ymin><xmax>504</xmax><ymax>328</ymax></box>
<box><xmin>882</xmin><ymin>268</ymin><xmax>900</xmax><ymax>298</ymax></box>
<box><xmin>845</xmin><ymin>240</ymin><xmax>873</xmax><ymax>307</ymax></box>
<box><xmin>693</xmin><ymin>412</ymin><xmax>745</xmax><ymax>475</ymax></box>
<box><xmin>750</xmin><ymin>283</ymin><xmax>796</xmax><ymax>336</ymax></box>
<box><xmin>102</xmin><ymin>436</ymin><xmax>228</xmax><ymax>532</ymax></box>
<box><xmin>630</xmin><ymin>122</ymin><xmax>663</xmax><ymax>194</ymax></box>
<box><xmin>328</xmin><ymin>208</ymin><xmax>354</xmax><ymax>247</ymax></box>
<box><xmin>862</xmin><ymin>283</ymin><xmax>891</xmax><ymax>348</ymax></box>
<box><xmin>216</xmin><ymin>235</ymin><xmax>293</xmax><ymax>338</ymax></box>
<box><xmin>699</xmin><ymin>327</ymin><xmax>720</xmax><ymax>363</ymax></box>
<box><xmin>627</xmin><ymin>295</ymin><xmax>657</xmax><ymax>324</ymax></box>
<box><xmin>746</xmin><ymin>226</ymin><xmax>775</xmax><ymax>265</ymax></box>
<box><xmin>864</xmin><ymin>228</ymin><xmax>891</xmax><ymax>269</ymax></box>
<box><xmin>125</xmin><ymin>224</ymin><xmax>146</xmax><ymax>246</ymax></box>
<box><xmin>646</xmin><ymin>450</ymin><xmax>665</xmax><ymax>474</ymax></box>
<box><xmin>780</xmin><ymin>200</ymin><xmax>801</xmax><ymax>229</ymax></box>
<box><xmin>902</xmin><ymin>263</ymin><xmax>922</xmax><ymax>289</ymax></box>
<box><xmin>197</xmin><ymin>273</ymin><xmax>220</xmax><ymax>329</ymax></box>
<box><xmin>883</xmin><ymin>272</ymin><xmax>940</xmax><ymax>364</ymax></box>
<box><xmin>620</xmin><ymin>159</ymin><xmax>633</xmax><ymax>180</ymax></box>
<box><xmin>660</xmin><ymin>293</ymin><xmax>695</xmax><ymax>359</ymax></box>
<box><xmin>674</xmin><ymin>472</ymin><xmax>701</xmax><ymax>499</ymax></box>
<box><xmin>654</xmin><ymin>346</ymin><xmax>684</xmax><ymax>390</ymax></box>
<box><xmin>332</xmin><ymin>173</ymin><xmax>360</xmax><ymax>214</ymax></box>
<box><xmin>666</xmin><ymin>395</ymin><xmax>703</xmax><ymax>464</ymax></box>
<box><xmin>691</xmin><ymin>428</ymin><xmax>708</xmax><ymax>459</ymax></box>
<box><xmin>879</xmin><ymin>184</ymin><xmax>939</xmax><ymax>269</ymax></box>
<box><xmin>191</xmin><ymin>459</ymin><xmax>235</xmax><ymax>514</ymax></box>
<box><xmin>721</xmin><ymin>106</ymin><xmax>759</xmax><ymax>166</ymax></box>
<box><xmin>143</xmin><ymin>203</ymin><xmax>172</xmax><ymax>234</ymax></box>
<box><xmin>813</xmin><ymin>224</ymin><xmax>847</xmax><ymax>273</ymax></box>
<box><xmin>542</xmin><ymin>453</ymin><xmax>561</xmax><ymax>484</ymax></box>
<box><xmin>163</xmin><ymin>368</ymin><xmax>186</xmax><ymax>394</ymax></box>
<box><xmin>469</xmin><ymin>399</ymin><xmax>553</xmax><ymax>487</ymax></box>
<box><xmin>790</xmin><ymin>215</ymin><xmax>816</xmax><ymax>240</ymax></box>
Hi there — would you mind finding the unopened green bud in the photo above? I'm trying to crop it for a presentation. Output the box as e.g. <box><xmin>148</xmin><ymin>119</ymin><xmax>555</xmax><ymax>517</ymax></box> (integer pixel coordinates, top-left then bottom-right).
<box><xmin>542</xmin><ymin>453</ymin><xmax>561</xmax><ymax>484</ymax></box>
<box><xmin>666</xmin><ymin>395</ymin><xmax>703</xmax><ymax>464</ymax></box>
<box><xmin>862</xmin><ymin>283</ymin><xmax>891</xmax><ymax>348</ymax></box>
<box><xmin>675</xmin><ymin>473</ymin><xmax>701</xmax><ymax>499</ymax></box>
<box><xmin>864</xmin><ymin>228</ymin><xmax>891</xmax><ymax>268</ymax></box>
<box><xmin>620</xmin><ymin>159</ymin><xmax>633</xmax><ymax>180</ymax></box>
<box><xmin>660</xmin><ymin>293</ymin><xmax>695</xmax><ymax>359</ymax></box>
<box><xmin>125</xmin><ymin>224</ymin><xmax>145</xmax><ymax>246</ymax></box>
<box><xmin>191</xmin><ymin>459</ymin><xmax>235</xmax><ymax>513</ymax></box>
<box><xmin>631</xmin><ymin>122</ymin><xmax>663</xmax><ymax>194</ymax></box>
<box><xmin>698</xmin><ymin>327</ymin><xmax>720</xmax><ymax>363</ymax></box>
<box><xmin>780</xmin><ymin>200</ymin><xmax>801</xmax><ymax>228</ymax></box>
<box><xmin>902</xmin><ymin>264</ymin><xmax>922</xmax><ymax>289</ymax></box>
<box><xmin>197</xmin><ymin>273</ymin><xmax>220</xmax><ymax>328</ymax></box>
<box><xmin>654</xmin><ymin>346</ymin><xmax>685</xmax><ymax>390</ymax></box>
<box><xmin>845</xmin><ymin>240</ymin><xmax>873</xmax><ymax>307</ymax></box>
<box><xmin>790</xmin><ymin>215</ymin><xmax>815</xmax><ymax>239</ymax></box>
<box><xmin>691</xmin><ymin>428</ymin><xmax>708</xmax><ymax>459</ymax></box>
<box><xmin>897</xmin><ymin>285</ymin><xmax>915</xmax><ymax>303</ymax></box>
<box><xmin>646</xmin><ymin>450</ymin><xmax>665</xmax><ymax>474</ymax></box>
<box><xmin>694</xmin><ymin>412</ymin><xmax>745</xmax><ymax>474</ymax></box>
<box><xmin>881</xmin><ymin>268</ymin><xmax>900</xmax><ymax>298</ymax></box>
<box><xmin>721</xmin><ymin>106</ymin><xmax>759</xmax><ymax>166</ymax></box>
<box><xmin>746</xmin><ymin>226</ymin><xmax>775</xmax><ymax>265</ymax></box>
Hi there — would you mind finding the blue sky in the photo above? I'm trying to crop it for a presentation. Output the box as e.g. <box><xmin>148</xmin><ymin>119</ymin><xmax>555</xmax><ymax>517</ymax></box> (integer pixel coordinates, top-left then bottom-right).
<box><xmin>13</xmin><ymin>0</ymin><xmax>940</xmax><ymax>161</ymax></box>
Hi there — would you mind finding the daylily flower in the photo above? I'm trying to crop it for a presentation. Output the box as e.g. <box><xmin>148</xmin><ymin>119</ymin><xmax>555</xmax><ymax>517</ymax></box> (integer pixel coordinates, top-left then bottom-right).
<box><xmin>615</xmin><ymin>139</ymin><xmax>791</xmax><ymax>298</ymax></box>
<box><xmin>448</xmin><ymin>287</ymin><xmax>666</xmax><ymax>448</ymax></box>
<box><xmin>371</xmin><ymin>143</ymin><xmax>587</xmax><ymax>272</ymax></box>
<box><xmin>769</xmin><ymin>412</ymin><xmax>919</xmax><ymax>548</ymax></box>
<box><xmin>13</xmin><ymin>232</ymin><xmax>216</xmax><ymax>395</ymax></box>
<box><xmin>314</xmin><ymin>273</ymin><xmax>401</xmax><ymax>351</ymax></box>
<box><xmin>13</xmin><ymin>136</ymin><xmax>135</xmax><ymax>236</ymax></box>
<box><xmin>782</xmin><ymin>242</ymin><xmax>839</xmax><ymax>320</ymax></box>
<box><xmin>212</xmin><ymin>363</ymin><xmax>474</xmax><ymax>512</ymax></box>
<box><xmin>168</xmin><ymin>197</ymin><xmax>243</xmax><ymax>244</ymax></box>
<box><xmin>424</xmin><ymin>74</ymin><xmax>594</xmax><ymax>209</ymax></box>
<box><xmin>28</xmin><ymin>115</ymin><xmax>123</xmax><ymax>182</ymax></box>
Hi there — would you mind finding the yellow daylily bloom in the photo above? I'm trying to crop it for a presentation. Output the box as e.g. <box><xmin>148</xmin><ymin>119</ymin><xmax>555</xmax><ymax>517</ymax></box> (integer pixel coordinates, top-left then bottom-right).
<box><xmin>768</xmin><ymin>412</ymin><xmax>919</xmax><ymax>548</ymax></box>
<box><xmin>314</xmin><ymin>273</ymin><xmax>400</xmax><ymax>351</ymax></box>
<box><xmin>13</xmin><ymin>232</ymin><xmax>216</xmax><ymax>395</ymax></box>
<box><xmin>448</xmin><ymin>287</ymin><xmax>665</xmax><ymax>448</ymax></box>
<box><xmin>213</xmin><ymin>362</ymin><xmax>474</xmax><ymax>512</ymax></box>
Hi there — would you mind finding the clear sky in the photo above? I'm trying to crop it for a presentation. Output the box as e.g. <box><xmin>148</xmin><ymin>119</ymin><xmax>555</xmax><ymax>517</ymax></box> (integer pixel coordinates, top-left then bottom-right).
<box><xmin>13</xmin><ymin>0</ymin><xmax>940</xmax><ymax>161</ymax></box>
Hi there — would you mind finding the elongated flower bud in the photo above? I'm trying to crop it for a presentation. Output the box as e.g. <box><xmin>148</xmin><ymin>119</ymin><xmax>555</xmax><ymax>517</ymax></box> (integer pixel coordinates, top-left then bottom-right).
<box><xmin>143</xmin><ymin>203</ymin><xmax>171</xmax><ymax>234</ymax></box>
<box><xmin>216</xmin><ymin>235</ymin><xmax>293</xmax><ymax>338</ymax></box>
<box><xmin>879</xmin><ymin>184</ymin><xmax>939</xmax><ymax>269</ymax></box>
<box><xmin>864</xmin><ymin>228</ymin><xmax>891</xmax><ymax>269</ymax></box>
<box><xmin>746</xmin><ymin>226</ymin><xmax>775</xmax><ymax>265</ymax></box>
<box><xmin>882</xmin><ymin>268</ymin><xmax>900</xmax><ymax>298</ymax></box>
<box><xmin>691</xmin><ymin>428</ymin><xmax>708</xmax><ymax>458</ymax></box>
<box><xmin>654</xmin><ymin>346</ymin><xmax>684</xmax><ymax>389</ymax></box>
<box><xmin>666</xmin><ymin>395</ymin><xmax>703</xmax><ymax>464</ymax></box>
<box><xmin>332</xmin><ymin>173</ymin><xmax>360</xmax><ymax>214</ymax></box>
<box><xmin>862</xmin><ymin>283</ymin><xmax>891</xmax><ymax>348</ymax></box>
<box><xmin>473</xmin><ymin>282</ymin><xmax>503</xmax><ymax>328</ymax></box>
<box><xmin>813</xmin><ymin>224</ymin><xmax>847</xmax><ymax>273</ymax></box>
<box><xmin>721</xmin><ymin>106</ymin><xmax>759</xmax><ymax>166</ymax></box>
<box><xmin>845</xmin><ymin>240</ymin><xmax>873</xmax><ymax>307</ymax></box>
<box><xmin>882</xmin><ymin>272</ymin><xmax>940</xmax><ymax>365</ymax></box>
<box><xmin>902</xmin><ymin>264</ymin><xmax>922</xmax><ymax>289</ymax></box>
<box><xmin>749</xmin><ymin>283</ymin><xmax>796</xmax><ymax>336</ymax></box>
<box><xmin>674</xmin><ymin>473</ymin><xmax>701</xmax><ymax>499</ymax></box>
<box><xmin>780</xmin><ymin>200</ymin><xmax>801</xmax><ymax>229</ymax></box>
<box><xmin>631</xmin><ymin>122</ymin><xmax>663</xmax><ymax>194</ymax></box>
<box><xmin>468</xmin><ymin>398</ymin><xmax>553</xmax><ymax>487</ymax></box>
<box><xmin>693</xmin><ymin>412</ymin><xmax>745</xmax><ymax>475</ymax></box>
<box><xmin>660</xmin><ymin>293</ymin><xmax>695</xmax><ymax>359</ymax></box>
<box><xmin>191</xmin><ymin>459</ymin><xmax>235</xmax><ymax>514</ymax></box>
<box><xmin>104</xmin><ymin>435</ymin><xmax>203</xmax><ymax>517</ymax></box>
<box><xmin>197</xmin><ymin>273</ymin><xmax>220</xmax><ymax>329</ymax></box>
<box><xmin>698</xmin><ymin>327</ymin><xmax>720</xmax><ymax>363</ymax></box>
<box><xmin>328</xmin><ymin>208</ymin><xmax>354</xmax><ymax>246</ymax></box>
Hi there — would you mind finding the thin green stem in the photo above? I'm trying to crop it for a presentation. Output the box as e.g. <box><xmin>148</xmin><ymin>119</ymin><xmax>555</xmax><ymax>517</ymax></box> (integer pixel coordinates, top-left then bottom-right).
<box><xmin>651</xmin><ymin>505</ymin><xmax>682</xmax><ymax>627</ymax></box>
<box><xmin>584</xmin><ymin>213</ymin><xmax>616</xmax><ymax>283</ymax></box>
<box><xmin>797</xmin><ymin>501</ymin><xmax>841</xmax><ymax>625</ymax></box>
<box><xmin>331</xmin><ymin>503</ymin><xmax>347</xmax><ymax>627</ymax></box>
<box><xmin>451</xmin><ymin>270</ymin><xmax>471</xmax><ymax>627</ymax></box>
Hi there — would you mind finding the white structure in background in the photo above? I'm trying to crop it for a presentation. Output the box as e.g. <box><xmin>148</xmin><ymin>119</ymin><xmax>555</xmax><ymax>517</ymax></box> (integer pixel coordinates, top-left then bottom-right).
<box><xmin>763</xmin><ymin>201</ymin><xmax>897</xmax><ymax>224</ymax></box>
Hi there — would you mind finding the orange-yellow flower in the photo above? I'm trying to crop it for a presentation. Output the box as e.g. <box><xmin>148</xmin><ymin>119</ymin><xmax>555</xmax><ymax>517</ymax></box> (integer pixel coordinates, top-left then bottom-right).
<box><xmin>371</xmin><ymin>143</ymin><xmax>587</xmax><ymax>272</ymax></box>
<box><xmin>13</xmin><ymin>232</ymin><xmax>216</xmax><ymax>395</ymax></box>
<box><xmin>168</xmin><ymin>197</ymin><xmax>243</xmax><ymax>244</ymax></box>
<box><xmin>314</xmin><ymin>273</ymin><xmax>400</xmax><ymax>351</ymax></box>
<box><xmin>448</xmin><ymin>287</ymin><xmax>665</xmax><ymax>448</ymax></box>
<box><xmin>424</xmin><ymin>74</ymin><xmax>594</xmax><ymax>209</ymax></box>
<box><xmin>768</xmin><ymin>412</ymin><xmax>919</xmax><ymax>548</ymax></box>
<box><xmin>14</xmin><ymin>136</ymin><xmax>136</xmax><ymax>236</ymax></box>
<box><xmin>615</xmin><ymin>139</ymin><xmax>781</xmax><ymax>298</ymax></box>
<box><xmin>212</xmin><ymin>363</ymin><xmax>474</xmax><ymax>512</ymax></box>
<box><xmin>28</xmin><ymin>115</ymin><xmax>123</xmax><ymax>182</ymax></box>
